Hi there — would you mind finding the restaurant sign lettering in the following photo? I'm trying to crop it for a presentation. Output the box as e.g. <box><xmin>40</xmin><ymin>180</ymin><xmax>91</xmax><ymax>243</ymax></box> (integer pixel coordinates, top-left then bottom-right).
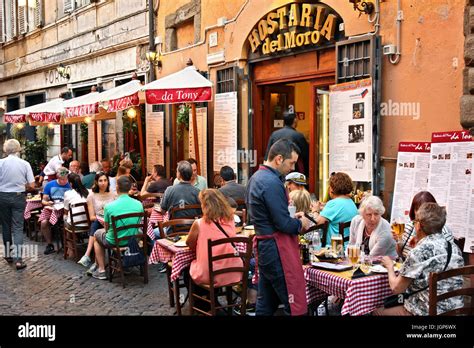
<box><xmin>247</xmin><ymin>2</ymin><xmax>342</xmax><ymax>58</ymax></box>
<box><xmin>145</xmin><ymin>88</ymin><xmax>212</xmax><ymax>105</ymax></box>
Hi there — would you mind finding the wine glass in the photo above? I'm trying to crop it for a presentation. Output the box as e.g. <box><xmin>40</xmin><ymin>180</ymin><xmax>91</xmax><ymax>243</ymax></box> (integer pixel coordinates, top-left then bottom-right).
<box><xmin>359</xmin><ymin>253</ymin><xmax>372</xmax><ymax>274</ymax></box>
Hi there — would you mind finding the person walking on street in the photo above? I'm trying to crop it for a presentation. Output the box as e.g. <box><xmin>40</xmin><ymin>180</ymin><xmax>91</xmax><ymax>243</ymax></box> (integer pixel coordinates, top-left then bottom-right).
<box><xmin>0</xmin><ymin>139</ymin><xmax>35</xmax><ymax>270</ymax></box>
<box><xmin>246</xmin><ymin>139</ymin><xmax>311</xmax><ymax>316</ymax></box>
<box><xmin>264</xmin><ymin>111</ymin><xmax>309</xmax><ymax>178</ymax></box>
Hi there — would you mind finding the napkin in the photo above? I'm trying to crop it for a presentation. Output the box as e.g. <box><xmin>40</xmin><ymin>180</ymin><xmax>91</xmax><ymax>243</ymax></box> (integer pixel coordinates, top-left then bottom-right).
<box><xmin>351</xmin><ymin>268</ymin><xmax>369</xmax><ymax>279</ymax></box>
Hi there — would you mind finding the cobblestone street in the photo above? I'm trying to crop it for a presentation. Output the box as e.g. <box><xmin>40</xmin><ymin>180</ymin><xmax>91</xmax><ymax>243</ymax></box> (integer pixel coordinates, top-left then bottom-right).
<box><xmin>0</xmin><ymin>235</ymin><xmax>175</xmax><ymax>316</ymax></box>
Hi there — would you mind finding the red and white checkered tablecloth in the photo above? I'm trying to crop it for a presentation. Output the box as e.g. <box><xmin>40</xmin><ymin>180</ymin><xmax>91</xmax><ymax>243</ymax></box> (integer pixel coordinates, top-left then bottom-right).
<box><xmin>304</xmin><ymin>266</ymin><xmax>393</xmax><ymax>316</ymax></box>
<box><xmin>38</xmin><ymin>207</ymin><xmax>64</xmax><ymax>226</ymax></box>
<box><xmin>150</xmin><ymin>238</ymin><xmax>247</xmax><ymax>282</ymax></box>
<box><xmin>146</xmin><ymin>209</ymin><xmax>168</xmax><ymax>240</ymax></box>
<box><xmin>24</xmin><ymin>200</ymin><xmax>43</xmax><ymax>219</ymax></box>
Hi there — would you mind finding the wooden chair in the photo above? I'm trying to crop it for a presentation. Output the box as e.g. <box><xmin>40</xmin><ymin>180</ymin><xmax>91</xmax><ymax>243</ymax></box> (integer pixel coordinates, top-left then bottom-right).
<box><xmin>169</xmin><ymin>204</ymin><xmax>202</xmax><ymax>220</ymax></box>
<box><xmin>63</xmin><ymin>202</ymin><xmax>91</xmax><ymax>261</ymax></box>
<box><xmin>338</xmin><ymin>221</ymin><xmax>352</xmax><ymax>243</ymax></box>
<box><xmin>107</xmin><ymin>212</ymin><xmax>148</xmax><ymax>288</ymax></box>
<box><xmin>157</xmin><ymin>219</ymin><xmax>195</xmax><ymax>315</ymax></box>
<box><xmin>428</xmin><ymin>265</ymin><xmax>474</xmax><ymax>315</ymax></box>
<box><xmin>189</xmin><ymin>236</ymin><xmax>253</xmax><ymax>316</ymax></box>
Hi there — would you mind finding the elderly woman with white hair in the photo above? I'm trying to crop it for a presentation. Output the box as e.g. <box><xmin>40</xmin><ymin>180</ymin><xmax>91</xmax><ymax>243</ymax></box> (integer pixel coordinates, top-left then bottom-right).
<box><xmin>349</xmin><ymin>195</ymin><xmax>397</xmax><ymax>258</ymax></box>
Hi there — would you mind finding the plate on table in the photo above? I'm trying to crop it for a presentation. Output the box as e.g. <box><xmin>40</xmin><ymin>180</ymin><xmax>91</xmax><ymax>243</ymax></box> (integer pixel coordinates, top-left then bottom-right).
<box><xmin>311</xmin><ymin>261</ymin><xmax>353</xmax><ymax>272</ymax></box>
<box><xmin>173</xmin><ymin>237</ymin><xmax>188</xmax><ymax>247</ymax></box>
<box><xmin>369</xmin><ymin>264</ymin><xmax>400</xmax><ymax>273</ymax></box>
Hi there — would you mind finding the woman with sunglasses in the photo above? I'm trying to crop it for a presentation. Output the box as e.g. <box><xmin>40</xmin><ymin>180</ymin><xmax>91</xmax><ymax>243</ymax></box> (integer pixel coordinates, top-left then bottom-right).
<box><xmin>77</xmin><ymin>172</ymin><xmax>116</xmax><ymax>270</ymax></box>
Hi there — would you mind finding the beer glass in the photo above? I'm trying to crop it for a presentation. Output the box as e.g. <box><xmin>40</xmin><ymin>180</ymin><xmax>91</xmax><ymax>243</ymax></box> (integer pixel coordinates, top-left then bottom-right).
<box><xmin>347</xmin><ymin>244</ymin><xmax>360</xmax><ymax>268</ymax></box>
<box><xmin>391</xmin><ymin>220</ymin><xmax>405</xmax><ymax>241</ymax></box>
<box><xmin>331</xmin><ymin>235</ymin><xmax>343</xmax><ymax>257</ymax></box>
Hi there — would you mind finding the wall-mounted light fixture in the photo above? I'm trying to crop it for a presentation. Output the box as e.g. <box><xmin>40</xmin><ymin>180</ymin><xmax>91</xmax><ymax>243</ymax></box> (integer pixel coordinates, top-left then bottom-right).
<box><xmin>84</xmin><ymin>116</ymin><xmax>92</xmax><ymax>124</ymax></box>
<box><xmin>127</xmin><ymin>107</ymin><xmax>137</xmax><ymax>119</ymax></box>
<box><xmin>349</xmin><ymin>0</ymin><xmax>374</xmax><ymax>15</ymax></box>
<box><xmin>16</xmin><ymin>123</ymin><xmax>25</xmax><ymax>130</ymax></box>
<box><xmin>146</xmin><ymin>48</ymin><xmax>162</xmax><ymax>69</ymax></box>
<box><xmin>57</xmin><ymin>63</ymin><xmax>70</xmax><ymax>79</ymax></box>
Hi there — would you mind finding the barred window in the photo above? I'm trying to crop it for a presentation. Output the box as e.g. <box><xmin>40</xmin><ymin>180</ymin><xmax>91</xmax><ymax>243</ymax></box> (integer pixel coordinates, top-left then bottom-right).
<box><xmin>216</xmin><ymin>67</ymin><xmax>236</xmax><ymax>94</ymax></box>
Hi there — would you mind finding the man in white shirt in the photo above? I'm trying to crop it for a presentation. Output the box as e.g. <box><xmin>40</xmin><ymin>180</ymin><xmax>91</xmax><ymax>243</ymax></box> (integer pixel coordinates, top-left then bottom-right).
<box><xmin>43</xmin><ymin>147</ymin><xmax>73</xmax><ymax>182</ymax></box>
<box><xmin>0</xmin><ymin>139</ymin><xmax>35</xmax><ymax>270</ymax></box>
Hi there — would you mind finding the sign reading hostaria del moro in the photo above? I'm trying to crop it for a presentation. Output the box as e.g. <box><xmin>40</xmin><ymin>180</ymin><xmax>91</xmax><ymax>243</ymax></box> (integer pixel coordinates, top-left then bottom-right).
<box><xmin>247</xmin><ymin>2</ymin><xmax>344</xmax><ymax>60</ymax></box>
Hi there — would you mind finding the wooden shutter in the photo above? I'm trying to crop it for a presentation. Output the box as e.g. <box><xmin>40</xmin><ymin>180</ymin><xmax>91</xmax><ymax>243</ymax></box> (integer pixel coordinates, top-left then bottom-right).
<box><xmin>0</xmin><ymin>0</ymin><xmax>5</xmax><ymax>43</ymax></box>
<box><xmin>64</xmin><ymin>0</ymin><xmax>74</xmax><ymax>13</ymax></box>
<box><xmin>8</xmin><ymin>0</ymin><xmax>17</xmax><ymax>40</ymax></box>
<box><xmin>34</xmin><ymin>0</ymin><xmax>43</xmax><ymax>27</ymax></box>
<box><xmin>19</xmin><ymin>3</ymin><xmax>27</xmax><ymax>34</ymax></box>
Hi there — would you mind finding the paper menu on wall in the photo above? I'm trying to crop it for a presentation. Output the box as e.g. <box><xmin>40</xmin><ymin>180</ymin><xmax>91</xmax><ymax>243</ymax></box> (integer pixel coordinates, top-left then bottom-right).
<box><xmin>427</xmin><ymin>130</ymin><xmax>474</xmax><ymax>240</ymax></box>
<box><xmin>391</xmin><ymin>142</ymin><xmax>431</xmax><ymax>224</ymax></box>
<box><xmin>329</xmin><ymin>79</ymin><xmax>372</xmax><ymax>182</ymax></box>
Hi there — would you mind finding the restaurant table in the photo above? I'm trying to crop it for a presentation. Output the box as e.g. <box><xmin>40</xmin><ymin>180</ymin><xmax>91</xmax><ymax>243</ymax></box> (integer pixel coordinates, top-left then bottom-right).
<box><xmin>304</xmin><ymin>265</ymin><xmax>394</xmax><ymax>316</ymax></box>
<box><xmin>24</xmin><ymin>198</ymin><xmax>43</xmax><ymax>219</ymax></box>
<box><xmin>146</xmin><ymin>208</ymin><xmax>169</xmax><ymax>240</ymax></box>
<box><xmin>150</xmin><ymin>237</ymin><xmax>248</xmax><ymax>281</ymax></box>
<box><xmin>38</xmin><ymin>206</ymin><xmax>64</xmax><ymax>226</ymax></box>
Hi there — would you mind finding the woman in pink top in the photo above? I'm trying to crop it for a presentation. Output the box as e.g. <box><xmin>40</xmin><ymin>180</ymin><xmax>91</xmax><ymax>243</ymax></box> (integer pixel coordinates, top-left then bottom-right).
<box><xmin>187</xmin><ymin>189</ymin><xmax>243</xmax><ymax>287</ymax></box>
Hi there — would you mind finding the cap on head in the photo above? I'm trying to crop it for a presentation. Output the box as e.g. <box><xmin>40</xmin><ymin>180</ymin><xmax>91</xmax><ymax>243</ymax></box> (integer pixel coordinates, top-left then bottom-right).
<box><xmin>285</xmin><ymin>172</ymin><xmax>307</xmax><ymax>185</ymax></box>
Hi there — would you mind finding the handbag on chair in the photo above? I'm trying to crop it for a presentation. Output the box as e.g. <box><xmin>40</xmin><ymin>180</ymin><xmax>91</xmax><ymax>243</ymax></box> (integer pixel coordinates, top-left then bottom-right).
<box><xmin>121</xmin><ymin>237</ymin><xmax>146</xmax><ymax>268</ymax></box>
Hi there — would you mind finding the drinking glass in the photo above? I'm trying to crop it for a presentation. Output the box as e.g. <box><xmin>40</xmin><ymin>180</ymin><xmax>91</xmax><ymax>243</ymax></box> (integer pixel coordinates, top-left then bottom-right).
<box><xmin>331</xmin><ymin>235</ymin><xmax>343</xmax><ymax>257</ymax></box>
<box><xmin>347</xmin><ymin>243</ymin><xmax>360</xmax><ymax>269</ymax></box>
<box><xmin>391</xmin><ymin>218</ymin><xmax>405</xmax><ymax>241</ymax></box>
<box><xmin>359</xmin><ymin>254</ymin><xmax>372</xmax><ymax>274</ymax></box>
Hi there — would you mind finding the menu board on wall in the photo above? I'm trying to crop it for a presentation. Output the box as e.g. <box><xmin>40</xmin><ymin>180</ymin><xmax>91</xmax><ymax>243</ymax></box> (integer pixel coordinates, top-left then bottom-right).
<box><xmin>391</xmin><ymin>142</ymin><xmax>431</xmax><ymax>224</ymax></box>
<box><xmin>465</xmin><ymin>168</ymin><xmax>474</xmax><ymax>253</ymax></box>
<box><xmin>213</xmin><ymin>92</ymin><xmax>238</xmax><ymax>173</ymax></box>
<box><xmin>189</xmin><ymin>107</ymin><xmax>208</xmax><ymax>180</ymax></box>
<box><xmin>427</xmin><ymin>130</ymin><xmax>474</xmax><ymax>240</ymax></box>
<box><xmin>329</xmin><ymin>78</ymin><xmax>372</xmax><ymax>182</ymax></box>
<box><xmin>145</xmin><ymin>104</ymin><xmax>165</xmax><ymax>174</ymax></box>
<box><xmin>87</xmin><ymin>122</ymin><xmax>96</xmax><ymax>163</ymax></box>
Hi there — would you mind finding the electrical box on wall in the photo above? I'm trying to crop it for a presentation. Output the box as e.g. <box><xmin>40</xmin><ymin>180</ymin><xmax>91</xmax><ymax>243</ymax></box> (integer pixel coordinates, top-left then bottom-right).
<box><xmin>383</xmin><ymin>45</ymin><xmax>397</xmax><ymax>55</ymax></box>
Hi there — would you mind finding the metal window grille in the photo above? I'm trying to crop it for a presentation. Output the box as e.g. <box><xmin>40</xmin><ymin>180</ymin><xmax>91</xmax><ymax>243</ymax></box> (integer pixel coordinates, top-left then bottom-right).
<box><xmin>336</xmin><ymin>37</ymin><xmax>374</xmax><ymax>83</ymax></box>
<box><xmin>216</xmin><ymin>67</ymin><xmax>236</xmax><ymax>94</ymax></box>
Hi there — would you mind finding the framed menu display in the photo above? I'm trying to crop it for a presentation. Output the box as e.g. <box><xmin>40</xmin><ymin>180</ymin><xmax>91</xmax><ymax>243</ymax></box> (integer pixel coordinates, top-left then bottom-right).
<box><xmin>329</xmin><ymin>78</ymin><xmax>372</xmax><ymax>182</ymax></box>
<box><xmin>391</xmin><ymin>142</ymin><xmax>431</xmax><ymax>224</ymax></box>
<box><xmin>213</xmin><ymin>92</ymin><xmax>238</xmax><ymax>173</ymax></box>
<box><xmin>427</xmin><ymin>130</ymin><xmax>474</xmax><ymax>240</ymax></box>
<box><xmin>145</xmin><ymin>104</ymin><xmax>165</xmax><ymax>173</ymax></box>
<box><xmin>189</xmin><ymin>107</ymin><xmax>208</xmax><ymax>180</ymax></box>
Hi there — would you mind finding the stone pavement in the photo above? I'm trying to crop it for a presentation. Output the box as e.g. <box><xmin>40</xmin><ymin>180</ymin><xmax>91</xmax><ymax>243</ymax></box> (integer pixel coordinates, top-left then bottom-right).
<box><xmin>0</xmin><ymin>235</ymin><xmax>175</xmax><ymax>316</ymax></box>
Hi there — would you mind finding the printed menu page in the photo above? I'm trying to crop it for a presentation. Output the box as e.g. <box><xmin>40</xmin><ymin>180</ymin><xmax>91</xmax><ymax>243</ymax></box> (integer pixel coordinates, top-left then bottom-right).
<box><xmin>329</xmin><ymin>79</ymin><xmax>372</xmax><ymax>182</ymax></box>
<box><xmin>427</xmin><ymin>130</ymin><xmax>474</xmax><ymax>240</ymax></box>
<box><xmin>391</xmin><ymin>142</ymin><xmax>431</xmax><ymax>223</ymax></box>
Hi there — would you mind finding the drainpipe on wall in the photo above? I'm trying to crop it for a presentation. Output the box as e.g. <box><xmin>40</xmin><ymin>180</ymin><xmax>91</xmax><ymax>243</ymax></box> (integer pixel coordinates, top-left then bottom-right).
<box><xmin>148</xmin><ymin>0</ymin><xmax>158</xmax><ymax>82</ymax></box>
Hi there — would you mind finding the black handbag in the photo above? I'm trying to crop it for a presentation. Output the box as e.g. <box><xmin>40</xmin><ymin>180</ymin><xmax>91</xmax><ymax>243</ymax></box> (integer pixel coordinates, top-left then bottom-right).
<box><xmin>384</xmin><ymin>241</ymin><xmax>452</xmax><ymax>308</ymax></box>
<box><xmin>121</xmin><ymin>237</ymin><xmax>146</xmax><ymax>268</ymax></box>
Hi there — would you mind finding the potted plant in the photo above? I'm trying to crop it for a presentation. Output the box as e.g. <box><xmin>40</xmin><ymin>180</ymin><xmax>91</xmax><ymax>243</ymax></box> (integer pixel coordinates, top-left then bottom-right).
<box><xmin>176</xmin><ymin>104</ymin><xmax>190</xmax><ymax>140</ymax></box>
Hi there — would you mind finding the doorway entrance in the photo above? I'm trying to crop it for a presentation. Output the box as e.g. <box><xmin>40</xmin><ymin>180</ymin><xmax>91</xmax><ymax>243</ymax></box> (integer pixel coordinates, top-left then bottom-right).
<box><xmin>250</xmin><ymin>49</ymin><xmax>336</xmax><ymax>195</ymax></box>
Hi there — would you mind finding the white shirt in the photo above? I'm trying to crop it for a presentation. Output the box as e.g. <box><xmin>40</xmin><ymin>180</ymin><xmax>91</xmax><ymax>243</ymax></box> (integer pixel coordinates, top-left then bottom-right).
<box><xmin>64</xmin><ymin>189</ymin><xmax>89</xmax><ymax>226</ymax></box>
<box><xmin>0</xmin><ymin>155</ymin><xmax>35</xmax><ymax>192</ymax></box>
<box><xmin>43</xmin><ymin>155</ymin><xmax>64</xmax><ymax>176</ymax></box>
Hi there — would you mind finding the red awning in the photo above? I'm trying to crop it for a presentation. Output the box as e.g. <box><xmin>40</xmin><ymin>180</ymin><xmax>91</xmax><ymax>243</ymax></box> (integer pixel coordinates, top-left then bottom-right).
<box><xmin>142</xmin><ymin>66</ymin><xmax>213</xmax><ymax>105</ymax></box>
<box><xmin>4</xmin><ymin>114</ymin><xmax>27</xmax><ymax>123</ymax></box>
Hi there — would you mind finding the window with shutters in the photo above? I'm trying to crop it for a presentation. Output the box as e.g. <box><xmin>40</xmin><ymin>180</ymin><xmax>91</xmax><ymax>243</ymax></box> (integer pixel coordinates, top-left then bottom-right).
<box><xmin>5</xmin><ymin>0</ymin><xmax>17</xmax><ymax>41</ymax></box>
<box><xmin>64</xmin><ymin>0</ymin><xmax>90</xmax><ymax>14</ymax></box>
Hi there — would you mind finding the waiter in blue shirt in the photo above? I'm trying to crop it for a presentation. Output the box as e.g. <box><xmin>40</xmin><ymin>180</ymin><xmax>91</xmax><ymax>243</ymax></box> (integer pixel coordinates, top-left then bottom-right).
<box><xmin>246</xmin><ymin>139</ymin><xmax>310</xmax><ymax>315</ymax></box>
<box><xmin>0</xmin><ymin>139</ymin><xmax>35</xmax><ymax>270</ymax></box>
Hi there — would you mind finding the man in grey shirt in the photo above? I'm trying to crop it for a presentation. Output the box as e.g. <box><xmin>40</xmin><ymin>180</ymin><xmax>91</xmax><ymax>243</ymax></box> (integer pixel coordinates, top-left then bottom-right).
<box><xmin>0</xmin><ymin>139</ymin><xmax>35</xmax><ymax>270</ymax></box>
<box><xmin>218</xmin><ymin>166</ymin><xmax>246</xmax><ymax>203</ymax></box>
<box><xmin>161</xmin><ymin>161</ymin><xmax>201</xmax><ymax>219</ymax></box>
